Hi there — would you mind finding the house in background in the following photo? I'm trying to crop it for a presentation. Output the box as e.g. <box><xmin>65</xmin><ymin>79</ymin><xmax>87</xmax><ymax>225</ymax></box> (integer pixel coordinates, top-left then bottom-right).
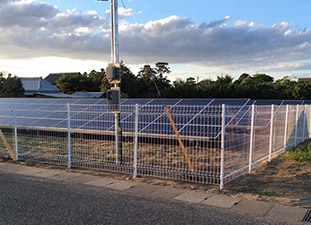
<box><xmin>21</xmin><ymin>75</ymin><xmax>105</xmax><ymax>98</ymax></box>
<box><xmin>298</xmin><ymin>78</ymin><xmax>311</xmax><ymax>82</ymax></box>
<box><xmin>44</xmin><ymin>72</ymin><xmax>81</xmax><ymax>86</ymax></box>
<box><xmin>20</xmin><ymin>77</ymin><xmax>71</xmax><ymax>97</ymax></box>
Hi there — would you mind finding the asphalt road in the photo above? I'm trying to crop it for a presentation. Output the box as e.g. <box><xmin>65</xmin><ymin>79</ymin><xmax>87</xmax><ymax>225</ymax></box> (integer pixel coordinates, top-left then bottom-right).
<box><xmin>0</xmin><ymin>172</ymin><xmax>290</xmax><ymax>225</ymax></box>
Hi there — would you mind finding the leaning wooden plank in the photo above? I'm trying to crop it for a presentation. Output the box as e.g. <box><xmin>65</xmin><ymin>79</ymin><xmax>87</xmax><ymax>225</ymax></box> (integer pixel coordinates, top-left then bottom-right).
<box><xmin>163</xmin><ymin>105</ymin><xmax>194</xmax><ymax>173</ymax></box>
<box><xmin>0</xmin><ymin>129</ymin><xmax>16</xmax><ymax>161</ymax></box>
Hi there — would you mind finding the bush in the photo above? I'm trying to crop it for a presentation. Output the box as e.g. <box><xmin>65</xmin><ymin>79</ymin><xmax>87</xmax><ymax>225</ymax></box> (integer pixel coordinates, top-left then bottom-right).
<box><xmin>281</xmin><ymin>144</ymin><xmax>311</xmax><ymax>162</ymax></box>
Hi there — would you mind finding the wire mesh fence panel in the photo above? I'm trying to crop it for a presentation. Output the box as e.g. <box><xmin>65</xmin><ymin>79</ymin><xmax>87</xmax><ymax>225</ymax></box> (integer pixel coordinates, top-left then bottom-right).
<box><xmin>287</xmin><ymin>105</ymin><xmax>298</xmax><ymax>149</ymax></box>
<box><xmin>0</xmin><ymin>128</ymin><xmax>16</xmax><ymax>159</ymax></box>
<box><xmin>0</xmin><ymin>103</ymin><xmax>16</xmax><ymax>159</ymax></box>
<box><xmin>224</xmin><ymin>105</ymin><xmax>252</xmax><ymax>183</ymax></box>
<box><xmin>70</xmin><ymin>104</ymin><xmax>135</xmax><ymax>174</ymax></box>
<box><xmin>306</xmin><ymin>105</ymin><xmax>311</xmax><ymax>139</ymax></box>
<box><xmin>16</xmin><ymin>103</ymin><xmax>68</xmax><ymax>165</ymax></box>
<box><xmin>272</xmin><ymin>105</ymin><xmax>286</xmax><ymax>155</ymax></box>
<box><xmin>296</xmin><ymin>105</ymin><xmax>305</xmax><ymax>144</ymax></box>
<box><xmin>251</xmin><ymin>105</ymin><xmax>271</xmax><ymax>168</ymax></box>
<box><xmin>136</xmin><ymin>105</ymin><xmax>222</xmax><ymax>185</ymax></box>
<box><xmin>1</xmin><ymin>100</ymin><xmax>311</xmax><ymax>188</ymax></box>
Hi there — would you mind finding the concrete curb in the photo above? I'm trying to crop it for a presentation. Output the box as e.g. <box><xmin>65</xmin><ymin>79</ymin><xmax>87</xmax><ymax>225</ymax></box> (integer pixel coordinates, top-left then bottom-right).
<box><xmin>1</xmin><ymin>162</ymin><xmax>309</xmax><ymax>224</ymax></box>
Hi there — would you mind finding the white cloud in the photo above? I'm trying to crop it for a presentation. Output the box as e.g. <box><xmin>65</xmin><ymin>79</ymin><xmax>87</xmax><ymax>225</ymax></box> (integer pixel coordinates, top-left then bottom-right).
<box><xmin>0</xmin><ymin>0</ymin><xmax>311</xmax><ymax>77</ymax></box>
<box><xmin>105</xmin><ymin>7</ymin><xmax>133</xmax><ymax>17</ymax></box>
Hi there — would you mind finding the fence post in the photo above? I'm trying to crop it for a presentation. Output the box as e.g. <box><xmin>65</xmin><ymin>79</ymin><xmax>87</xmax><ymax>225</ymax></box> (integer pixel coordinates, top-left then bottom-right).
<box><xmin>13</xmin><ymin>104</ymin><xmax>18</xmax><ymax>160</ymax></box>
<box><xmin>302</xmin><ymin>105</ymin><xmax>306</xmax><ymax>142</ymax></box>
<box><xmin>67</xmin><ymin>103</ymin><xmax>71</xmax><ymax>169</ymax></box>
<box><xmin>269</xmin><ymin>104</ymin><xmax>274</xmax><ymax>162</ymax></box>
<box><xmin>220</xmin><ymin>104</ymin><xmax>225</xmax><ymax>190</ymax></box>
<box><xmin>133</xmin><ymin>104</ymin><xmax>139</xmax><ymax>178</ymax></box>
<box><xmin>249</xmin><ymin>104</ymin><xmax>255</xmax><ymax>174</ymax></box>
<box><xmin>283</xmin><ymin>105</ymin><xmax>289</xmax><ymax>152</ymax></box>
<box><xmin>294</xmin><ymin>105</ymin><xmax>299</xmax><ymax>146</ymax></box>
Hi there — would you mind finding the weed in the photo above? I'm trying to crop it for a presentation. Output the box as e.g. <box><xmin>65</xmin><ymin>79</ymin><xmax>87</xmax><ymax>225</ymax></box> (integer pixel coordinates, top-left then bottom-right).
<box><xmin>281</xmin><ymin>144</ymin><xmax>311</xmax><ymax>162</ymax></box>
<box><xmin>259</xmin><ymin>189</ymin><xmax>277</xmax><ymax>197</ymax></box>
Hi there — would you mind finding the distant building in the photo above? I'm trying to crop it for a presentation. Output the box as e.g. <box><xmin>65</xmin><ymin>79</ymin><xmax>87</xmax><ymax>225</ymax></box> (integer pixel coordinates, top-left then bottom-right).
<box><xmin>20</xmin><ymin>77</ymin><xmax>71</xmax><ymax>97</ymax></box>
<box><xmin>298</xmin><ymin>78</ymin><xmax>311</xmax><ymax>82</ymax></box>
<box><xmin>20</xmin><ymin>77</ymin><xmax>104</xmax><ymax>98</ymax></box>
<box><xmin>44</xmin><ymin>72</ymin><xmax>81</xmax><ymax>86</ymax></box>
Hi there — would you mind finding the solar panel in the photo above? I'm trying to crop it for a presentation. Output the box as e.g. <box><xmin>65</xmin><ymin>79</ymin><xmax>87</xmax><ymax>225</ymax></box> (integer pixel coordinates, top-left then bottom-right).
<box><xmin>177</xmin><ymin>99</ymin><xmax>213</xmax><ymax>105</ymax></box>
<box><xmin>210</xmin><ymin>99</ymin><xmax>249</xmax><ymax>106</ymax></box>
<box><xmin>282</xmin><ymin>100</ymin><xmax>304</xmax><ymax>105</ymax></box>
<box><xmin>0</xmin><ymin>97</ymin><xmax>309</xmax><ymax>139</ymax></box>
<box><xmin>121</xmin><ymin>99</ymin><xmax>153</xmax><ymax>105</ymax></box>
<box><xmin>253</xmin><ymin>100</ymin><xmax>283</xmax><ymax>105</ymax></box>
<box><xmin>147</xmin><ymin>99</ymin><xmax>181</xmax><ymax>105</ymax></box>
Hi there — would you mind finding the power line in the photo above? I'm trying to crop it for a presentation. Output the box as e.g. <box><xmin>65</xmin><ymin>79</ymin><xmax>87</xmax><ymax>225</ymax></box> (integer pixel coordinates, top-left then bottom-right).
<box><xmin>0</xmin><ymin>64</ymin><xmax>51</xmax><ymax>72</ymax></box>
<box><xmin>120</xmin><ymin>0</ymin><xmax>126</xmax><ymax>9</ymax></box>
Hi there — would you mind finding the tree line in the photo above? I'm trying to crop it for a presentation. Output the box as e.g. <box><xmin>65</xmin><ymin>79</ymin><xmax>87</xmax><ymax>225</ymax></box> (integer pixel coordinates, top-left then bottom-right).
<box><xmin>56</xmin><ymin>62</ymin><xmax>311</xmax><ymax>100</ymax></box>
<box><xmin>2</xmin><ymin>62</ymin><xmax>311</xmax><ymax>100</ymax></box>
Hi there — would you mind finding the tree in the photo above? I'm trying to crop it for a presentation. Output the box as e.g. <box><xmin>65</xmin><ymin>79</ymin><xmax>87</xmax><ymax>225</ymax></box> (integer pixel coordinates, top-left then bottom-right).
<box><xmin>56</xmin><ymin>72</ymin><xmax>100</xmax><ymax>94</ymax></box>
<box><xmin>155</xmin><ymin>62</ymin><xmax>171</xmax><ymax>77</ymax></box>
<box><xmin>88</xmin><ymin>69</ymin><xmax>105</xmax><ymax>89</ymax></box>
<box><xmin>198</xmin><ymin>79</ymin><xmax>213</xmax><ymax>89</ymax></box>
<box><xmin>235</xmin><ymin>73</ymin><xmax>251</xmax><ymax>85</ymax></box>
<box><xmin>211</xmin><ymin>75</ymin><xmax>235</xmax><ymax>98</ymax></box>
<box><xmin>165</xmin><ymin>78</ymin><xmax>201</xmax><ymax>98</ymax></box>
<box><xmin>0</xmin><ymin>72</ymin><xmax>24</xmax><ymax>97</ymax></box>
<box><xmin>119</xmin><ymin>62</ymin><xmax>140</xmax><ymax>97</ymax></box>
<box><xmin>253</xmin><ymin>73</ymin><xmax>274</xmax><ymax>83</ymax></box>
<box><xmin>186</xmin><ymin>77</ymin><xmax>196</xmax><ymax>86</ymax></box>
<box><xmin>137</xmin><ymin>63</ymin><xmax>171</xmax><ymax>98</ymax></box>
<box><xmin>275</xmin><ymin>76</ymin><xmax>296</xmax><ymax>99</ymax></box>
<box><xmin>292</xmin><ymin>80</ymin><xmax>311</xmax><ymax>100</ymax></box>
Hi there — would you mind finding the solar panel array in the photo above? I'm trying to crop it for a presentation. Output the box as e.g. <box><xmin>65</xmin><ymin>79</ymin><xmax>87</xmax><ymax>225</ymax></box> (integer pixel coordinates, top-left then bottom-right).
<box><xmin>0</xmin><ymin>98</ymin><xmax>310</xmax><ymax>138</ymax></box>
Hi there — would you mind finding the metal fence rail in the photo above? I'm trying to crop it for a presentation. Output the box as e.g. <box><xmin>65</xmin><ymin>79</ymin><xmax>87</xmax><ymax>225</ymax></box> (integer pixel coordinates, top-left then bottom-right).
<box><xmin>0</xmin><ymin>103</ymin><xmax>309</xmax><ymax>189</ymax></box>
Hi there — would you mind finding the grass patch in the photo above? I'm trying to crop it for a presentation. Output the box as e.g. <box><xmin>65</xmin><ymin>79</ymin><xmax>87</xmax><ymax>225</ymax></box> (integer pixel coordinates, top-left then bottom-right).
<box><xmin>281</xmin><ymin>144</ymin><xmax>311</xmax><ymax>162</ymax></box>
<box><xmin>258</xmin><ymin>189</ymin><xmax>277</xmax><ymax>197</ymax></box>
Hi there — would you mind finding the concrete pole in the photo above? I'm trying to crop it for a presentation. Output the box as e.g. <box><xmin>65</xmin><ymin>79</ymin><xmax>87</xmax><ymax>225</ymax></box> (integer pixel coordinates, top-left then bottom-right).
<box><xmin>110</xmin><ymin>0</ymin><xmax>122</xmax><ymax>164</ymax></box>
<box><xmin>111</xmin><ymin>0</ymin><xmax>119</xmax><ymax>63</ymax></box>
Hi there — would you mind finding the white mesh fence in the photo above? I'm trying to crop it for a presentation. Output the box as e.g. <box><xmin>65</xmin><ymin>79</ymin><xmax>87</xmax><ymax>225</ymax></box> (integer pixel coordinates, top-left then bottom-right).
<box><xmin>222</xmin><ymin>104</ymin><xmax>310</xmax><ymax>187</ymax></box>
<box><xmin>0</xmin><ymin>102</ymin><xmax>310</xmax><ymax>188</ymax></box>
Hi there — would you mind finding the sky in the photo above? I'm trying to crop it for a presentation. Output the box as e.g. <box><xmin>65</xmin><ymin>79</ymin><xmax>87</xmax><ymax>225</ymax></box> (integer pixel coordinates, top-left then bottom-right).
<box><xmin>0</xmin><ymin>0</ymin><xmax>311</xmax><ymax>82</ymax></box>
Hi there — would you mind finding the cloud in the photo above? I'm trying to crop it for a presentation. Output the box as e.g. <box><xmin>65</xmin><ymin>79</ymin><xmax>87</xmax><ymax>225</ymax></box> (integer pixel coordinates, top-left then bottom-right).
<box><xmin>199</xmin><ymin>16</ymin><xmax>230</xmax><ymax>28</ymax></box>
<box><xmin>105</xmin><ymin>7</ymin><xmax>133</xmax><ymax>18</ymax></box>
<box><xmin>0</xmin><ymin>0</ymin><xmax>311</xmax><ymax>75</ymax></box>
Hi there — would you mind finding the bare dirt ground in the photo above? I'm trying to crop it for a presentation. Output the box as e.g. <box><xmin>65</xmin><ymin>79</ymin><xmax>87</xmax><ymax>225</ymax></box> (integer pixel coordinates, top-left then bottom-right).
<box><xmin>130</xmin><ymin>158</ymin><xmax>311</xmax><ymax>209</ymax></box>
<box><xmin>2</xmin><ymin>155</ymin><xmax>311</xmax><ymax>209</ymax></box>
<box><xmin>223</xmin><ymin>159</ymin><xmax>311</xmax><ymax>208</ymax></box>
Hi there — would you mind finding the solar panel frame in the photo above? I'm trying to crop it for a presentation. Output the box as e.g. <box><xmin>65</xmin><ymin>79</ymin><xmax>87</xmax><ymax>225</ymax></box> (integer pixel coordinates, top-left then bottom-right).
<box><xmin>0</xmin><ymin>97</ymin><xmax>310</xmax><ymax>139</ymax></box>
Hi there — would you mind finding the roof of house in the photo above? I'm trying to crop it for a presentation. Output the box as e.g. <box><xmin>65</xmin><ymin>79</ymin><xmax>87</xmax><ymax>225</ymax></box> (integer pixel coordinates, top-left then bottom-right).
<box><xmin>36</xmin><ymin>92</ymin><xmax>73</xmax><ymax>98</ymax></box>
<box><xmin>44</xmin><ymin>72</ymin><xmax>81</xmax><ymax>84</ymax></box>
<box><xmin>20</xmin><ymin>77</ymin><xmax>60</xmax><ymax>94</ymax></box>
<box><xmin>298</xmin><ymin>78</ymin><xmax>311</xmax><ymax>82</ymax></box>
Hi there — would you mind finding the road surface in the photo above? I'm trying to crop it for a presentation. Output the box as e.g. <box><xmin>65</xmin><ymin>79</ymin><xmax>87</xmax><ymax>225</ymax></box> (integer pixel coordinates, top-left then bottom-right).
<box><xmin>0</xmin><ymin>171</ymin><xmax>292</xmax><ymax>225</ymax></box>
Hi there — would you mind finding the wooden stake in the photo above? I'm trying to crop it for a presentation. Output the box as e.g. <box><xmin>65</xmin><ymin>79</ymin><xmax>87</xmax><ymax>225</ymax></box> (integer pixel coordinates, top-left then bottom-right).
<box><xmin>0</xmin><ymin>129</ymin><xmax>16</xmax><ymax>161</ymax></box>
<box><xmin>164</xmin><ymin>105</ymin><xmax>194</xmax><ymax>173</ymax></box>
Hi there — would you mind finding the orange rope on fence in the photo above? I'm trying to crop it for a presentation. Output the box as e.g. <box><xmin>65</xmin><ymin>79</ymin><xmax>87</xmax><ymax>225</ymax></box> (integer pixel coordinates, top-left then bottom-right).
<box><xmin>163</xmin><ymin>105</ymin><xmax>194</xmax><ymax>173</ymax></box>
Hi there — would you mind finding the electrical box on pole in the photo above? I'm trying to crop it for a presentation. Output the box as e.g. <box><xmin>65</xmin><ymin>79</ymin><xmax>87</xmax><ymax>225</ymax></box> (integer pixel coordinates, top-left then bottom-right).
<box><xmin>107</xmin><ymin>87</ymin><xmax>120</xmax><ymax>113</ymax></box>
<box><xmin>106</xmin><ymin>63</ymin><xmax>121</xmax><ymax>83</ymax></box>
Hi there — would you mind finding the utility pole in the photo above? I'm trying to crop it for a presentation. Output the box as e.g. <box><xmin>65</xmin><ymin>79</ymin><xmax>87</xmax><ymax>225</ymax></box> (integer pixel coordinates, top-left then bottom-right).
<box><xmin>98</xmin><ymin>0</ymin><xmax>122</xmax><ymax>164</ymax></box>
